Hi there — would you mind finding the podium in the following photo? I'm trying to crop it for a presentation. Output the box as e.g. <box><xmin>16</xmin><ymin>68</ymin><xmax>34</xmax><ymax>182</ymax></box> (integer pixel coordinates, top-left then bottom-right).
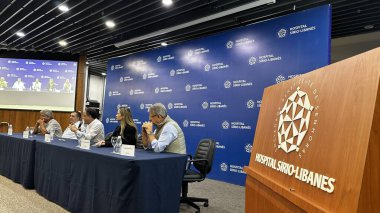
<box><xmin>245</xmin><ymin>48</ymin><xmax>380</xmax><ymax>212</ymax></box>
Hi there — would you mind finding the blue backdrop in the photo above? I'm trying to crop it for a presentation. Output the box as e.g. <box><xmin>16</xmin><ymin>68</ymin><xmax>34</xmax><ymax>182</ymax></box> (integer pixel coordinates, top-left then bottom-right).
<box><xmin>103</xmin><ymin>5</ymin><xmax>331</xmax><ymax>186</ymax></box>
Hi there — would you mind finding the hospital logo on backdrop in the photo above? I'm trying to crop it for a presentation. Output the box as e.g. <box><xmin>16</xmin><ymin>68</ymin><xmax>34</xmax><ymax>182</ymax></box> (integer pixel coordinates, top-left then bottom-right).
<box><xmin>183</xmin><ymin>120</ymin><xmax>189</xmax><ymax>128</ymax></box>
<box><xmin>220</xmin><ymin>163</ymin><xmax>228</xmax><ymax>172</ymax></box>
<box><xmin>140</xmin><ymin>103</ymin><xmax>145</xmax><ymax>110</ymax></box>
<box><xmin>202</xmin><ymin>101</ymin><xmax>209</xmax><ymax>109</ymax></box>
<box><xmin>156</xmin><ymin>56</ymin><xmax>162</xmax><ymax>63</ymax></box>
<box><xmin>248</xmin><ymin>57</ymin><xmax>257</xmax><ymax>65</ymax></box>
<box><xmin>129</xmin><ymin>89</ymin><xmax>134</xmax><ymax>95</ymax></box>
<box><xmin>278</xmin><ymin>28</ymin><xmax>287</xmax><ymax>38</ymax></box>
<box><xmin>167</xmin><ymin>102</ymin><xmax>173</xmax><ymax>109</ymax></box>
<box><xmin>111</xmin><ymin>65</ymin><xmax>115</xmax><ymax>70</ymax></box>
<box><xmin>106</xmin><ymin>118</ymin><xmax>110</xmax><ymax>124</ymax></box>
<box><xmin>224</xmin><ymin>80</ymin><xmax>231</xmax><ymax>89</ymax></box>
<box><xmin>170</xmin><ymin>69</ymin><xmax>176</xmax><ymax>76</ymax></box>
<box><xmin>119</xmin><ymin>77</ymin><xmax>123</xmax><ymax>82</ymax></box>
<box><xmin>226</xmin><ymin>41</ymin><xmax>234</xmax><ymax>49</ymax></box>
<box><xmin>185</xmin><ymin>84</ymin><xmax>191</xmax><ymax>92</ymax></box>
<box><xmin>276</xmin><ymin>75</ymin><xmax>286</xmax><ymax>84</ymax></box>
<box><xmin>187</xmin><ymin>50</ymin><xmax>194</xmax><ymax>57</ymax></box>
<box><xmin>222</xmin><ymin>121</ymin><xmax>230</xmax><ymax>129</ymax></box>
<box><xmin>204</xmin><ymin>64</ymin><xmax>211</xmax><ymax>72</ymax></box>
<box><xmin>247</xmin><ymin>99</ymin><xmax>255</xmax><ymax>108</ymax></box>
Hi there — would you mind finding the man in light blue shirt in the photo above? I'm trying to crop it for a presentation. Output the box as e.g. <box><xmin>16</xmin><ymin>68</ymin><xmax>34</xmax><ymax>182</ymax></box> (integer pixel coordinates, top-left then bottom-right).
<box><xmin>142</xmin><ymin>103</ymin><xmax>186</xmax><ymax>154</ymax></box>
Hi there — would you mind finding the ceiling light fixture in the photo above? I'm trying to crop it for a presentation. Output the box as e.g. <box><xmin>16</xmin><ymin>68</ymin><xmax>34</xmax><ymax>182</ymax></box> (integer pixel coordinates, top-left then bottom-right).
<box><xmin>101</xmin><ymin>73</ymin><xmax>107</xmax><ymax>76</ymax></box>
<box><xmin>58</xmin><ymin>40</ymin><xmax>68</xmax><ymax>47</ymax></box>
<box><xmin>16</xmin><ymin>31</ymin><xmax>25</xmax><ymax>37</ymax></box>
<box><xmin>161</xmin><ymin>42</ymin><xmax>168</xmax><ymax>46</ymax></box>
<box><xmin>115</xmin><ymin>0</ymin><xmax>275</xmax><ymax>48</ymax></box>
<box><xmin>105</xmin><ymin>20</ymin><xmax>116</xmax><ymax>28</ymax></box>
<box><xmin>58</xmin><ymin>5</ymin><xmax>69</xmax><ymax>12</ymax></box>
<box><xmin>162</xmin><ymin>0</ymin><xmax>173</xmax><ymax>6</ymax></box>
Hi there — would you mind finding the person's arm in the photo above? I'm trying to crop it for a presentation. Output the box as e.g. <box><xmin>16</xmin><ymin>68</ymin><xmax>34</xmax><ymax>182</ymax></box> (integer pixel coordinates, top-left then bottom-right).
<box><xmin>38</xmin><ymin>119</ymin><xmax>48</xmax><ymax>134</ymax></box>
<box><xmin>75</xmin><ymin>122</ymin><xmax>102</xmax><ymax>141</ymax></box>
<box><xmin>150</xmin><ymin>124</ymin><xmax>178</xmax><ymax>152</ymax></box>
<box><xmin>122</xmin><ymin>125</ymin><xmax>137</xmax><ymax>145</ymax></box>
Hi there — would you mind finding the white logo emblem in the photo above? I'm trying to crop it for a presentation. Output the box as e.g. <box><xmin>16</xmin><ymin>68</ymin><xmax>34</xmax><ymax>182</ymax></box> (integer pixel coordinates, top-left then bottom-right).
<box><xmin>106</xmin><ymin>118</ymin><xmax>110</xmax><ymax>124</ymax></box>
<box><xmin>117</xmin><ymin>104</ymin><xmax>121</xmax><ymax>109</ymax></box>
<box><xmin>248</xmin><ymin>57</ymin><xmax>256</xmax><ymax>65</ymax></box>
<box><xmin>170</xmin><ymin>69</ymin><xmax>176</xmax><ymax>76</ymax></box>
<box><xmin>142</xmin><ymin>74</ymin><xmax>147</xmax><ymax>79</ymax></box>
<box><xmin>278</xmin><ymin>28</ymin><xmax>287</xmax><ymax>38</ymax></box>
<box><xmin>245</xmin><ymin>144</ymin><xmax>253</xmax><ymax>153</ymax></box>
<box><xmin>154</xmin><ymin>87</ymin><xmax>159</xmax><ymax>94</ymax></box>
<box><xmin>157</xmin><ymin>56</ymin><xmax>162</xmax><ymax>62</ymax></box>
<box><xmin>278</xmin><ymin>87</ymin><xmax>314</xmax><ymax>153</ymax></box>
<box><xmin>185</xmin><ymin>84</ymin><xmax>191</xmax><ymax>92</ymax></box>
<box><xmin>129</xmin><ymin>89</ymin><xmax>134</xmax><ymax>96</ymax></box>
<box><xmin>222</xmin><ymin>121</ymin><xmax>229</xmax><ymax>129</ymax></box>
<box><xmin>202</xmin><ymin>101</ymin><xmax>209</xmax><ymax>109</ymax></box>
<box><xmin>224</xmin><ymin>81</ymin><xmax>231</xmax><ymax>89</ymax></box>
<box><xmin>140</xmin><ymin>103</ymin><xmax>145</xmax><ymax>110</ymax></box>
<box><xmin>187</xmin><ymin>50</ymin><xmax>194</xmax><ymax>57</ymax></box>
<box><xmin>119</xmin><ymin>77</ymin><xmax>123</xmax><ymax>82</ymax></box>
<box><xmin>204</xmin><ymin>64</ymin><xmax>211</xmax><ymax>72</ymax></box>
<box><xmin>247</xmin><ymin>100</ymin><xmax>255</xmax><ymax>108</ymax></box>
<box><xmin>108</xmin><ymin>91</ymin><xmax>112</xmax><ymax>97</ymax></box>
<box><xmin>167</xmin><ymin>103</ymin><xmax>173</xmax><ymax>109</ymax></box>
<box><xmin>183</xmin><ymin>120</ymin><xmax>189</xmax><ymax>128</ymax></box>
<box><xmin>226</xmin><ymin>41</ymin><xmax>234</xmax><ymax>49</ymax></box>
<box><xmin>111</xmin><ymin>65</ymin><xmax>114</xmax><ymax>70</ymax></box>
<box><xmin>276</xmin><ymin>75</ymin><xmax>286</xmax><ymax>84</ymax></box>
<box><xmin>220</xmin><ymin>163</ymin><xmax>228</xmax><ymax>172</ymax></box>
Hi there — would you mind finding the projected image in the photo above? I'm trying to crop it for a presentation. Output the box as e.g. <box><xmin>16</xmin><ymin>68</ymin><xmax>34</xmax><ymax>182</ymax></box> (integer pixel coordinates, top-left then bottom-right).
<box><xmin>0</xmin><ymin>58</ymin><xmax>78</xmax><ymax>111</ymax></box>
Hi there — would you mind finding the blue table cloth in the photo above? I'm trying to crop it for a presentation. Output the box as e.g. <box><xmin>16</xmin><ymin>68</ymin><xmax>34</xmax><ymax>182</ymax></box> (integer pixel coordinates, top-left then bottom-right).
<box><xmin>0</xmin><ymin>133</ymin><xmax>36</xmax><ymax>189</ymax></box>
<box><xmin>33</xmin><ymin>136</ymin><xmax>187</xmax><ymax>213</ymax></box>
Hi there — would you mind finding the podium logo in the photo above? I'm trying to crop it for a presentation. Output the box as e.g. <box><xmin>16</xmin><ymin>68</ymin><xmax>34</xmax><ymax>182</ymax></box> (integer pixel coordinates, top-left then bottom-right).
<box><xmin>222</xmin><ymin>121</ymin><xmax>229</xmax><ymax>129</ymax></box>
<box><xmin>276</xmin><ymin>75</ymin><xmax>286</xmax><ymax>84</ymax></box>
<box><xmin>278</xmin><ymin>28</ymin><xmax>287</xmax><ymax>38</ymax></box>
<box><xmin>226</xmin><ymin>41</ymin><xmax>234</xmax><ymax>49</ymax></box>
<box><xmin>220</xmin><ymin>163</ymin><xmax>228</xmax><ymax>172</ymax></box>
<box><xmin>183</xmin><ymin>120</ymin><xmax>189</xmax><ymax>128</ymax></box>
<box><xmin>277</xmin><ymin>87</ymin><xmax>314</xmax><ymax>153</ymax></box>
<box><xmin>248</xmin><ymin>57</ymin><xmax>256</xmax><ymax>65</ymax></box>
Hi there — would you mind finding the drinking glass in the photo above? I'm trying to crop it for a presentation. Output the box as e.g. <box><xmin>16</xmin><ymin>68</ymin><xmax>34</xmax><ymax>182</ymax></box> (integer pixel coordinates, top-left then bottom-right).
<box><xmin>111</xmin><ymin>137</ymin><xmax>117</xmax><ymax>153</ymax></box>
<box><xmin>29</xmin><ymin>127</ymin><xmax>34</xmax><ymax>137</ymax></box>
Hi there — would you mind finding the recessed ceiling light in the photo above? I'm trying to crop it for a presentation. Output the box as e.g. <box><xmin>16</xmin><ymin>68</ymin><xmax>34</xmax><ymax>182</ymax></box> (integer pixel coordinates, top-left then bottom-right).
<box><xmin>105</xmin><ymin>20</ymin><xmax>116</xmax><ymax>28</ymax></box>
<box><xmin>364</xmin><ymin>24</ymin><xmax>374</xmax><ymax>30</ymax></box>
<box><xmin>162</xmin><ymin>0</ymin><xmax>173</xmax><ymax>6</ymax></box>
<box><xmin>58</xmin><ymin>40</ymin><xmax>68</xmax><ymax>47</ymax></box>
<box><xmin>101</xmin><ymin>73</ymin><xmax>107</xmax><ymax>76</ymax></box>
<box><xmin>58</xmin><ymin>5</ymin><xmax>69</xmax><ymax>12</ymax></box>
<box><xmin>161</xmin><ymin>42</ymin><xmax>168</xmax><ymax>46</ymax></box>
<box><xmin>16</xmin><ymin>31</ymin><xmax>25</xmax><ymax>37</ymax></box>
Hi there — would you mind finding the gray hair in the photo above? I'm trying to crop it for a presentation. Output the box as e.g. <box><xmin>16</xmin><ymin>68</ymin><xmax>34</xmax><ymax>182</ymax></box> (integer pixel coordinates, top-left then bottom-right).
<box><xmin>40</xmin><ymin>109</ymin><xmax>53</xmax><ymax>118</ymax></box>
<box><xmin>149</xmin><ymin>103</ymin><xmax>167</xmax><ymax>118</ymax></box>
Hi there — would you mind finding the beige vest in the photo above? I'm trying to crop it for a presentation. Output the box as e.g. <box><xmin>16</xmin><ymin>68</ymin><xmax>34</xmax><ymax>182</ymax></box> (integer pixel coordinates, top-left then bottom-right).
<box><xmin>155</xmin><ymin>116</ymin><xmax>186</xmax><ymax>154</ymax></box>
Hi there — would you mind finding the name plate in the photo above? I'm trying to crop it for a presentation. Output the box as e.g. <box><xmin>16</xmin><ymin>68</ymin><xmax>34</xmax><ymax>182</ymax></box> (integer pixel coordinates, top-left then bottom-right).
<box><xmin>81</xmin><ymin>139</ymin><xmax>91</xmax><ymax>150</ymax></box>
<box><xmin>23</xmin><ymin>131</ymin><xmax>29</xmax><ymax>138</ymax></box>
<box><xmin>120</xmin><ymin>144</ymin><xmax>135</xmax><ymax>157</ymax></box>
<box><xmin>44</xmin><ymin>134</ymin><xmax>51</xmax><ymax>142</ymax></box>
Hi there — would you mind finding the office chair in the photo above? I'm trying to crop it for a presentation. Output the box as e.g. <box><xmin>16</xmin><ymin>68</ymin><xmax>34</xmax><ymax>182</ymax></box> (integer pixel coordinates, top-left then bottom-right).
<box><xmin>181</xmin><ymin>139</ymin><xmax>216</xmax><ymax>213</ymax></box>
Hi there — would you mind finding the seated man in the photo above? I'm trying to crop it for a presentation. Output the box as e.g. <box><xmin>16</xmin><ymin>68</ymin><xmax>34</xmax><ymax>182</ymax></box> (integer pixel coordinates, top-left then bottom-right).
<box><xmin>70</xmin><ymin>107</ymin><xmax>104</xmax><ymax>144</ymax></box>
<box><xmin>12</xmin><ymin>78</ymin><xmax>25</xmax><ymax>91</ymax></box>
<box><xmin>62</xmin><ymin>111</ymin><xmax>84</xmax><ymax>139</ymax></box>
<box><xmin>142</xmin><ymin>103</ymin><xmax>186</xmax><ymax>154</ymax></box>
<box><xmin>33</xmin><ymin>109</ymin><xmax>62</xmax><ymax>137</ymax></box>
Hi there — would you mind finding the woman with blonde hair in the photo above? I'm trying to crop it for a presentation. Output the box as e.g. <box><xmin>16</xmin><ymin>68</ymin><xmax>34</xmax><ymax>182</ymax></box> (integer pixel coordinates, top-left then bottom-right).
<box><xmin>95</xmin><ymin>107</ymin><xmax>137</xmax><ymax>146</ymax></box>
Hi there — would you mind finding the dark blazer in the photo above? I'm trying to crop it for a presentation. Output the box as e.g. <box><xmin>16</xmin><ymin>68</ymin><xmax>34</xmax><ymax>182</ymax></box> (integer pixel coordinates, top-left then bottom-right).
<box><xmin>104</xmin><ymin>125</ymin><xmax>137</xmax><ymax>146</ymax></box>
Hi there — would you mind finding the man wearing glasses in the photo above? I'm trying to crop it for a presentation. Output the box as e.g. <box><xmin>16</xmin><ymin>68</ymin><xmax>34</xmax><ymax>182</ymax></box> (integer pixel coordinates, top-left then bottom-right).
<box><xmin>142</xmin><ymin>103</ymin><xmax>186</xmax><ymax>154</ymax></box>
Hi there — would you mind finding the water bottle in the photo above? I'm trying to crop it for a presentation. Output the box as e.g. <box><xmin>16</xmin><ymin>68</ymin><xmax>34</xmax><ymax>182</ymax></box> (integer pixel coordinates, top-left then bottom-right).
<box><xmin>7</xmin><ymin>124</ymin><xmax>13</xmax><ymax>135</ymax></box>
<box><xmin>50</xmin><ymin>128</ymin><xmax>55</xmax><ymax>140</ymax></box>
<box><xmin>117</xmin><ymin>136</ymin><xmax>122</xmax><ymax>153</ymax></box>
<box><xmin>25</xmin><ymin>126</ymin><xmax>30</xmax><ymax>137</ymax></box>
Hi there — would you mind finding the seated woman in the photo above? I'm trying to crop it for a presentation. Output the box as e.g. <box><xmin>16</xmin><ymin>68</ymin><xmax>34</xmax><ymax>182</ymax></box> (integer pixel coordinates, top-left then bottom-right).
<box><xmin>95</xmin><ymin>107</ymin><xmax>137</xmax><ymax>147</ymax></box>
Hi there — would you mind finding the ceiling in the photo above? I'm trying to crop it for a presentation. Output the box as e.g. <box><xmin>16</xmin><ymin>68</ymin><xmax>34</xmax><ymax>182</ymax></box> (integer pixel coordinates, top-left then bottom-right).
<box><xmin>0</xmin><ymin>0</ymin><xmax>379</xmax><ymax>76</ymax></box>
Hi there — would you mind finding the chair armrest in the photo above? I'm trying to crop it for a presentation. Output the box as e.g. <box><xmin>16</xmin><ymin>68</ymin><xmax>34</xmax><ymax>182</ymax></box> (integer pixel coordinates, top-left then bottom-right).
<box><xmin>188</xmin><ymin>159</ymin><xmax>209</xmax><ymax>175</ymax></box>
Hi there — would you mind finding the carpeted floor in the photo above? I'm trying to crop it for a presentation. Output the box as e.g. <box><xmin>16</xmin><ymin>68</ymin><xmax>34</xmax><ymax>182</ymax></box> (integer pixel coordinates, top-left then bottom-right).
<box><xmin>0</xmin><ymin>175</ymin><xmax>244</xmax><ymax>213</ymax></box>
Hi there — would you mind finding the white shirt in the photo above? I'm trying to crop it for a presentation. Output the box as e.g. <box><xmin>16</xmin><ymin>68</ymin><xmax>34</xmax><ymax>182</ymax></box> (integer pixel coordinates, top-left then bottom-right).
<box><xmin>149</xmin><ymin>123</ymin><xmax>178</xmax><ymax>152</ymax></box>
<box><xmin>61</xmin><ymin>121</ymin><xmax>83</xmax><ymax>139</ymax></box>
<box><xmin>76</xmin><ymin>119</ymin><xmax>104</xmax><ymax>144</ymax></box>
<box><xmin>12</xmin><ymin>81</ymin><xmax>25</xmax><ymax>91</ymax></box>
<box><xmin>32</xmin><ymin>82</ymin><xmax>42</xmax><ymax>91</ymax></box>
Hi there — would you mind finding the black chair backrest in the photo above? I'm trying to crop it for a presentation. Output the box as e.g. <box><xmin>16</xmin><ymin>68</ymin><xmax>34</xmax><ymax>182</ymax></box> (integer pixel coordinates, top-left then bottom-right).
<box><xmin>193</xmin><ymin>139</ymin><xmax>216</xmax><ymax>175</ymax></box>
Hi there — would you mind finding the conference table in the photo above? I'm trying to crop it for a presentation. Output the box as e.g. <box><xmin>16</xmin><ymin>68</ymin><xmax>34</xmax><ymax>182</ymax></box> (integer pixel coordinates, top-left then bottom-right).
<box><xmin>0</xmin><ymin>133</ymin><xmax>187</xmax><ymax>213</ymax></box>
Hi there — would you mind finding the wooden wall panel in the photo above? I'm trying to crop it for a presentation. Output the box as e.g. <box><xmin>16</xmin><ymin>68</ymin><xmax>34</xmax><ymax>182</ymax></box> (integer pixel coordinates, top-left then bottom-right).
<box><xmin>0</xmin><ymin>53</ymin><xmax>86</xmax><ymax>133</ymax></box>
